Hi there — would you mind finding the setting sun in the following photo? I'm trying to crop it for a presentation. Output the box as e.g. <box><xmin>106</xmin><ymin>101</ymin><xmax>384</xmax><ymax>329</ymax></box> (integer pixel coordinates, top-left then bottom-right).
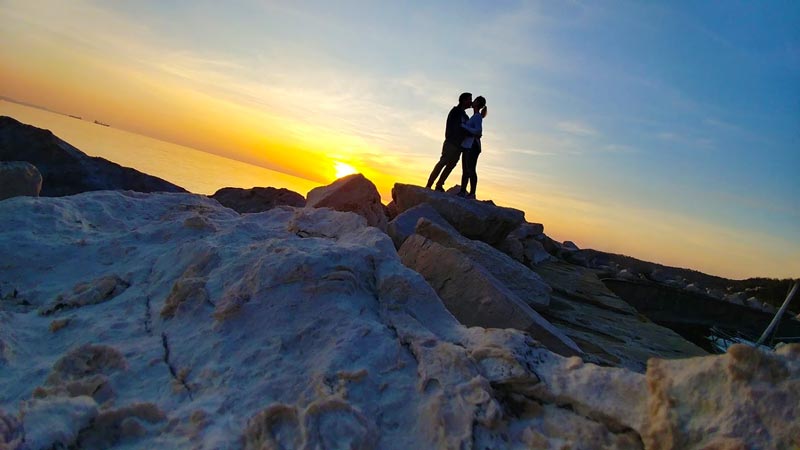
<box><xmin>333</xmin><ymin>160</ymin><xmax>358</xmax><ymax>179</ymax></box>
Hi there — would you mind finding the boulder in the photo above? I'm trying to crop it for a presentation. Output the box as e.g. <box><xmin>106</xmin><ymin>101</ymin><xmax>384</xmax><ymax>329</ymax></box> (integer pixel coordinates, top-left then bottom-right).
<box><xmin>306</xmin><ymin>174</ymin><xmax>387</xmax><ymax>231</ymax></box>
<box><xmin>0</xmin><ymin>161</ymin><xmax>42</xmax><ymax>200</ymax></box>
<box><xmin>391</xmin><ymin>183</ymin><xmax>524</xmax><ymax>245</ymax></box>
<box><xmin>641</xmin><ymin>343</ymin><xmax>800</xmax><ymax>449</ymax></box>
<box><xmin>210</xmin><ymin>186</ymin><xmax>305</xmax><ymax>213</ymax></box>
<box><xmin>617</xmin><ymin>269</ymin><xmax>639</xmax><ymax>281</ymax></box>
<box><xmin>724</xmin><ymin>292</ymin><xmax>748</xmax><ymax>305</ymax></box>
<box><xmin>562</xmin><ymin>241</ymin><xmax>579</xmax><ymax>251</ymax></box>
<box><xmin>535</xmin><ymin>233</ymin><xmax>563</xmax><ymax>256</ymax></box>
<box><xmin>386</xmin><ymin>203</ymin><xmax>454</xmax><ymax>249</ymax></box>
<box><xmin>0</xmin><ymin>116</ymin><xmax>186</xmax><ymax>196</ymax></box>
<box><xmin>398</xmin><ymin>234</ymin><xmax>580</xmax><ymax>357</ymax></box>
<box><xmin>384</xmin><ymin>200</ymin><xmax>399</xmax><ymax>221</ymax></box>
<box><xmin>413</xmin><ymin>218</ymin><xmax>551</xmax><ymax>311</ymax></box>
<box><xmin>685</xmin><ymin>283</ymin><xmax>703</xmax><ymax>294</ymax></box>
<box><xmin>495</xmin><ymin>222</ymin><xmax>553</xmax><ymax>267</ymax></box>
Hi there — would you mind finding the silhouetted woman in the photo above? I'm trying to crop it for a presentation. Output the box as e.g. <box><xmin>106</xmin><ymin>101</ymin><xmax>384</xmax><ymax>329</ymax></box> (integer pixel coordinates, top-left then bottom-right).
<box><xmin>457</xmin><ymin>96</ymin><xmax>487</xmax><ymax>199</ymax></box>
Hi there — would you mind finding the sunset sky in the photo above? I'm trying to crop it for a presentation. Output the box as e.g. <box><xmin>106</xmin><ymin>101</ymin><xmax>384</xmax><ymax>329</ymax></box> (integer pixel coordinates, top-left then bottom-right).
<box><xmin>1</xmin><ymin>0</ymin><xmax>798</xmax><ymax>279</ymax></box>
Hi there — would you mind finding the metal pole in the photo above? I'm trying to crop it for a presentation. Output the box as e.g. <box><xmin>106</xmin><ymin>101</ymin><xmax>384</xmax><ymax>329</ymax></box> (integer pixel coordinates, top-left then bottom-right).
<box><xmin>756</xmin><ymin>281</ymin><xmax>799</xmax><ymax>346</ymax></box>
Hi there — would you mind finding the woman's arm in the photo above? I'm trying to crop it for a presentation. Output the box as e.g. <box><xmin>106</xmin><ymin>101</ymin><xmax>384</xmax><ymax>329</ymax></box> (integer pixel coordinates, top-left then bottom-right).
<box><xmin>461</xmin><ymin>116</ymin><xmax>482</xmax><ymax>135</ymax></box>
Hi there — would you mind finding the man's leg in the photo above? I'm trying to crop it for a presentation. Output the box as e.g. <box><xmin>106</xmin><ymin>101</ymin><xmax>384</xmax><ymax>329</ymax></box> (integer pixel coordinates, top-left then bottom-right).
<box><xmin>426</xmin><ymin>141</ymin><xmax>451</xmax><ymax>189</ymax></box>
<box><xmin>435</xmin><ymin>142</ymin><xmax>462</xmax><ymax>189</ymax></box>
<box><xmin>426</xmin><ymin>160</ymin><xmax>446</xmax><ymax>189</ymax></box>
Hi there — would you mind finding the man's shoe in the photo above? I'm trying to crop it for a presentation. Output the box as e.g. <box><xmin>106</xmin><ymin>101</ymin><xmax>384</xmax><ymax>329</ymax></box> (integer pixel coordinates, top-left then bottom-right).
<box><xmin>434</xmin><ymin>185</ymin><xmax>445</xmax><ymax>192</ymax></box>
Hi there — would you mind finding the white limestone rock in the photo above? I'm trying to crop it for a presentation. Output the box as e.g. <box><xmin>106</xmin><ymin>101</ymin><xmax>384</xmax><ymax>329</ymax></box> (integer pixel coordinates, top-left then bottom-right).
<box><xmin>642</xmin><ymin>343</ymin><xmax>800</xmax><ymax>450</ymax></box>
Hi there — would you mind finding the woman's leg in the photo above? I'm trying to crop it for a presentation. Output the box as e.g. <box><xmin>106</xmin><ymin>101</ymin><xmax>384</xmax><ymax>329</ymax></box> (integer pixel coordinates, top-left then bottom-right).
<box><xmin>469</xmin><ymin>152</ymin><xmax>480</xmax><ymax>196</ymax></box>
<box><xmin>459</xmin><ymin>152</ymin><xmax>470</xmax><ymax>194</ymax></box>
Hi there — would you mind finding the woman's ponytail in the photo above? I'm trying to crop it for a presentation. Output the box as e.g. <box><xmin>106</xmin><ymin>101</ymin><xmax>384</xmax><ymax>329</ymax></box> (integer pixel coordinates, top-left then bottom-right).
<box><xmin>480</xmin><ymin>106</ymin><xmax>488</xmax><ymax>118</ymax></box>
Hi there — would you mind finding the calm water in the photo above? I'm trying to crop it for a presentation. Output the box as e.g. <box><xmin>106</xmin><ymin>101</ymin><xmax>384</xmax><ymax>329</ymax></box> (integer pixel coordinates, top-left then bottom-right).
<box><xmin>0</xmin><ymin>100</ymin><xmax>320</xmax><ymax>196</ymax></box>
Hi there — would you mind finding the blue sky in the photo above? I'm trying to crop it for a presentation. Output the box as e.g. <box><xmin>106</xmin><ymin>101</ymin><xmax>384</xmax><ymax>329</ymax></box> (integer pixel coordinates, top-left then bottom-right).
<box><xmin>1</xmin><ymin>0</ymin><xmax>798</xmax><ymax>278</ymax></box>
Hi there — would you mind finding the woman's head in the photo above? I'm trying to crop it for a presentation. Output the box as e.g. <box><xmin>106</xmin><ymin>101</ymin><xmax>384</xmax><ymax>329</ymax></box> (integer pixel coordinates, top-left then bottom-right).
<box><xmin>473</xmin><ymin>96</ymin><xmax>487</xmax><ymax>118</ymax></box>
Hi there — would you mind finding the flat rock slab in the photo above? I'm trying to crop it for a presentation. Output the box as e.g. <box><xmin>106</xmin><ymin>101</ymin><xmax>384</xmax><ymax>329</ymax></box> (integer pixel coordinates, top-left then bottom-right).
<box><xmin>391</xmin><ymin>183</ymin><xmax>524</xmax><ymax>245</ymax></box>
<box><xmin>414</xmin><ymin>218</ymin><xmax>551</xmax><ymax>311</ymax></box>
<box><xmin>386</xmin><ymin>203</ymin><xmax>456</xmax><ymax>249</ymax></box>
<box><xmin>399</xmin><ymin>233</ymin><xmax>581</xmax><ymax>357</ymax></box>
<box><xmin>532</xmin><ymin>260</ymin><xmax>707</xmax><ymax>372</ymax></box>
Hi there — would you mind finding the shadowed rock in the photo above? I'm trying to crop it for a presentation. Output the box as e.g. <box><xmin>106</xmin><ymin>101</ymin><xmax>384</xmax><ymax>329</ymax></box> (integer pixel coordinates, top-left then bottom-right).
<box><xmin>0</xmin><ymin>161</ymin><xmax>42</xmax><ymax>200</ymax></box>
<box><xmin>414</xmin><ymin>218</ymin><xmax>551</xmax><ymax>311</ymax></box>
<box><xmin>210</xmin><ymin>186</ymin><xmax>305</xmax><ymax>213</ymax></box>
<box><xmin>0</xmin><ymin>116</ymin><xmax>185</xmax><ymax>196</ymax></box>
<box><xmin>387</xmin><ymin>203</ymin><xmax>454</xmax><ymax>249</ymax></box>
<box><xmin>532</xmin><ymin>260</ymin><xmax>708</xmax><ymax>372</ymax></box>
<box><xmin>399</xmin><ymin>233</ymin><xmax>580</xmax><ymax>356</ymax></box>
<box><xmin>391</xmin><ymin>183</ymin><xmax>524</xmax><ymax>245</ymax></box>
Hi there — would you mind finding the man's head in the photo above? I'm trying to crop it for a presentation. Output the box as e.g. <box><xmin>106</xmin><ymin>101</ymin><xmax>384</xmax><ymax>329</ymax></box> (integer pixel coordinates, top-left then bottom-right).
<box><xmin>458</xmin><ymin>92</ymin><xmax>473</xmax><ymax>109</ymax></box>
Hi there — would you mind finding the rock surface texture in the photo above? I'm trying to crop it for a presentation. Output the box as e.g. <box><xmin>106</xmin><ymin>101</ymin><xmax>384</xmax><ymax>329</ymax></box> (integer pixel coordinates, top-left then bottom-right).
<box><xmin>391</xmin><ymin>183</ymin><xmax>524</xmax><ymax>245</ymax></box>
<box><xmin>0</xmin><ymin>191</ymin><xmax>797</xmax><ymax>449</ymax></box>
<box><xmin>210</xmin><ymin>186</ymin><xmax>305</xmax><ymax>213</ymax></box>
<box><xmin>386</xmin><ymin>202</ymin><xmax>453</xmax><ymax>249</ymax></box>
<box><xmin>306</xmin><ymin>173</ymin><xmax>387</xmax><ymax>231</ymax></box>
<box><xmin>532</xmin><ymin>261</ymin><xmax>708</xmax><ymax>372</ymax></box>
<box><xmin>0</xmin><ymin>116</ymin><xmax>186</xmax><ymax>196</ymax></box>
<box><xmin>0</xmin><ymin>161</ymin><xmax>42</xmax><ymax>200</ymax></box>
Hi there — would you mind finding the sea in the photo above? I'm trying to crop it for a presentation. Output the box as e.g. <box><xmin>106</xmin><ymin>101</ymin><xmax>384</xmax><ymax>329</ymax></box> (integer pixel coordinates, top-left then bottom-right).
<box><xmin>0</xmin><ymin>100</ymin><xmax>320</xmax><ymax>196</ymax></box>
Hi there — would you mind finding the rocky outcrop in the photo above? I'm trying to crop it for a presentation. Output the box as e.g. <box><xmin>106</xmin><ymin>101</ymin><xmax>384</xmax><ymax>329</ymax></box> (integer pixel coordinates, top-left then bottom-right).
<box><xmin>398</xmin><ymin>234</ymin><xmax>579</xmax><ymax>357</ymax></box>
<box><xmin>306</xmin><ymin>173</ymin><xmax>387</xmax><ymax>230</ymax></box>
<box><xmin>386</xmin><ymin>202</ymin><xmax>454</xmax><ymax>249</ymax></box>
<box><xmin>210</xmin><ymin>186</ymin><xmax>304</xmax><ymax>213</ymax></box>
<box><xmin>0</xmin><ymin>161</ymin><xmax>42</xmax><ymax>200</ymax></box>
<box><xmin>641</xmin><ymin>343</ymin><xmax>800</xmax><ymax>449</ymax></box>
<box><xmin>413</xmin><ymin>218</ymin><xmax>551</xmax><ymax>311</ymax></box>
<box><xmin>391</xmin><ymin>183</ymin><xmax>524</xmax><ymax>245</ymax></box>
<box><xmin>0</xmin><ymin>189</ymin><xmax>797</xmax><ymax>448</ymax></box>
<box><xmin>532</xmin><ymin>260</ymin><xmax>708</xmax><ymax>372</ymax></box>
<box><xmin>0</xmin><ymin>116</ymin><xmax>186</xmax><ymax>196</ymax></box>
<box><xmin>496</xmin><ymin>222</ymin><xmax>555</xmax><ymax>267</ymax></box>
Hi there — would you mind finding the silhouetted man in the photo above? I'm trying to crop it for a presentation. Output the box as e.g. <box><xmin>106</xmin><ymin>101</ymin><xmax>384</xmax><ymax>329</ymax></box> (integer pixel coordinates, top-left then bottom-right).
<box><xmin>426</xmin><ymin>92</ymin><xmax>475</xmax><ymax>191</ymax></box>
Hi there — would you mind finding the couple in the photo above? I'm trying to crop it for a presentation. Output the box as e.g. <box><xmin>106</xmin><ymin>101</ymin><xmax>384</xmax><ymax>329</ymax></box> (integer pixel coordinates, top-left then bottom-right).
<box><xmin>425</xmin><ymin>92</ymin><xmax>487</xmax><ymax>199</ymax></box>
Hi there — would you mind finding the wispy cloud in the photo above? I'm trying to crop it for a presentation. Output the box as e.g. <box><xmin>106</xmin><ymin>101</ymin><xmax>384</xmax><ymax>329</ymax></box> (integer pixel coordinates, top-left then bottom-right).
<box><xmin>556</xmin><ymin>120</ymin><xmax>598</xmax><ymax>136</ymax></box>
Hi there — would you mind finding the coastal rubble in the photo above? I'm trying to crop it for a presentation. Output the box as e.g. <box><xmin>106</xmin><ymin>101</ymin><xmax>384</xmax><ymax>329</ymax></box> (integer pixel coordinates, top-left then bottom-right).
<box><xmin>0</xmin><ymin>176</ymin><xmax>797</xmax><ymax>448</ymax></box>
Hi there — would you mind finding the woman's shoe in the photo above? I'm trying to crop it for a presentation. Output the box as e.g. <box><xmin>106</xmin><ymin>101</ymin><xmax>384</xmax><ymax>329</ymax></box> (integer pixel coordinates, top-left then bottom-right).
<box><xmin>466</xmin><ymin>193</ymin><xmax>476</xmax><ymax>200</ymax></box>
